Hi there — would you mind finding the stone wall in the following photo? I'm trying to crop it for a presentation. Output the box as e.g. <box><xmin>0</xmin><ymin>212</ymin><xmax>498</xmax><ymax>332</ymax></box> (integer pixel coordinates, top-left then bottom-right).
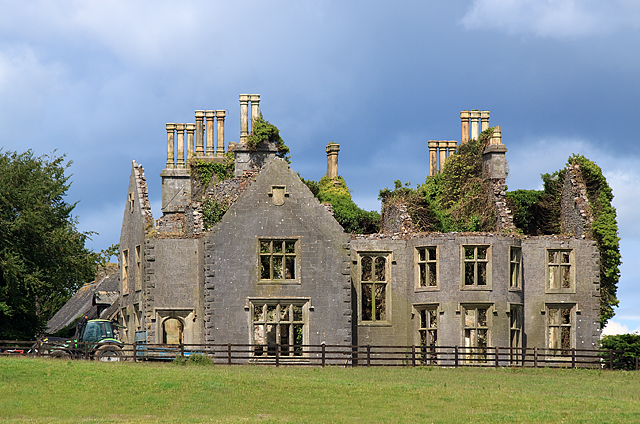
<box><xmin>561</xmin><ymin>164</ymin><xmax>592</xmax><ymax>237</ymax></box>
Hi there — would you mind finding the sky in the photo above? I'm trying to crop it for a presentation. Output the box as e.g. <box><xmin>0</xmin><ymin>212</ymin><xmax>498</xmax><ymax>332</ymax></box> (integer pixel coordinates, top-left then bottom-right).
<box><xmin>1</xmin><ymin>0</ymin><xmax>638</xmax><ymax>335</ymax></box>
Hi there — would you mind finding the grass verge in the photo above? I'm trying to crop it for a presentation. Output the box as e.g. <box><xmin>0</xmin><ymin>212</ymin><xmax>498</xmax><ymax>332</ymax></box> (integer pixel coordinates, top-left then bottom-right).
<box><xmin>1</xmin><ymin>356</ymin><xmax>639</xmax><ymax>423</ymax></box>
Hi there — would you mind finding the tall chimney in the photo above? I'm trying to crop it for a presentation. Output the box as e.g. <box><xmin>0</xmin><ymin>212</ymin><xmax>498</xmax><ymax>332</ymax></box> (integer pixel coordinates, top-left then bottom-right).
<box><xmin>326</xmin><ymin>142</ymin><xmax>340</xmax><ymax>179</ymax></box>
<box><xmin>250</xmin><ymin>94</ymin><xmax>260</xmax><ymax>129</ymax></box>
<box><xmin>166</xmin><ymin>123</ymin><xmax>176</xmax><ymax>169</ymax></box>
<box><xmin>470</xmin><ymin>110</ymin><xmax>480</xmax><ymax>140</ymax></box>
<box><xmin>195</xmin><ymin>111</ymin><xmax>205</xmax><ymax>156</ymax></box>
<box><xmin>186</xmin><ymin>123</ymin><xmax>195</xmax><ymax>162</ymax></box>
<box><xmin>460</xmin><ymin>111</ymin><xmax>470</xmax><ymax>144</ymax></box>
<box><xmin>216</xmin><ymin>110</ymin><xmax>226</xmax><ymax>156</ymax></box>
<box><xmin>176</xmin><ymin>123</ymin><xmax>185</xmax><ymax>169</ymax></box>
<box><xmin>480</xmin><ymin>110</ymin><xmax>490</xmax><ymax>133</ymax></box>
<box><xmin>205</xmin><ymin>111</ymin><xmax>215</xmax><ymax>156</ymax></box>
<box><xmin>239</xmin><ymin>94</ymin><xmax>250</xmax><ymax>144</ymax></box>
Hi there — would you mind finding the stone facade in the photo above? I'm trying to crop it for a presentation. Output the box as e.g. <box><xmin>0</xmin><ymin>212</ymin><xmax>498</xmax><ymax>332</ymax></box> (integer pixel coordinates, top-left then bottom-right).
<box><xmin>115</xmin><ymin>98</ymin><xmax>601</xmax><ymax>362</ymax></box>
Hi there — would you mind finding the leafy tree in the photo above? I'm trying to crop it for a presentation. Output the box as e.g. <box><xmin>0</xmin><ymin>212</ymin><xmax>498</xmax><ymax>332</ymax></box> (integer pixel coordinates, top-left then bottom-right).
<box><xmin>0</xmin><ymin>150</ymin><xmax>97</xmax><ymax>340</ymax></box>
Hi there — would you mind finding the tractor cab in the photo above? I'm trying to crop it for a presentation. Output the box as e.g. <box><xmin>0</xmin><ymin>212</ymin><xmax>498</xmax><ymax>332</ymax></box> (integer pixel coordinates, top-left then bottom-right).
<box><xmin>74</xmin><ymin>316</ymin><xmax>120</xmax><ymax>344</ymax></box>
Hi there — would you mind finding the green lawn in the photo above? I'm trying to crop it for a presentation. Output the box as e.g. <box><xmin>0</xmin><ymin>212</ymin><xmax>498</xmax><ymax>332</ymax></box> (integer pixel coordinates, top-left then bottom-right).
<box><xmin>1</xmin><ymin>356</ymin><xmax>639</xmax><ymax>423</ymax></box>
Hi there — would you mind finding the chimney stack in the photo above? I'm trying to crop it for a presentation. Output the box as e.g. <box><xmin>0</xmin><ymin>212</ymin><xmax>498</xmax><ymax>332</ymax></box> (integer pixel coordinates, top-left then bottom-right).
<box><xmin>326</xmin><ymin>142</ymin><xmax>340</xmax><ymax>179</ymax></box>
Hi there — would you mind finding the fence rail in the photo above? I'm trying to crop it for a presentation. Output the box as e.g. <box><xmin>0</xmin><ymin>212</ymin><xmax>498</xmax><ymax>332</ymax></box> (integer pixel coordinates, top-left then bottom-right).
<box><xmin>1</xmin><ymin>340</ymin><xmax>638</xmax><ymax>370</ymax></box>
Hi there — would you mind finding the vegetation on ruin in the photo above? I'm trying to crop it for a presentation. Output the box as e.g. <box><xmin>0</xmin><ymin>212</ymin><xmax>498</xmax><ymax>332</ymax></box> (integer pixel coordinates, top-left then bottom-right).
<box><xmin>568</xmin><ymin>155</ymin><xmax>621</xmax><ymax>325</ymax></box>
<box><xmin>201</xmin><ymin>199</ymin><xmax>228</xmax><ymax>230</ymax></box>
<box><xmin>2</xmin><ymin>357</ymin><xmax>640</xmax><ymax>423</ymax></box>
<box><xmin>303</xmin><ymin>175</ymin><xmax>380</xmax><ymax>234</ymax></box>
<box><xmin>379</xmin><ymin>130</ymin><xmax>497</xmax><ymax>233</ymax></box>
<box><xmin>247</xmin><ymin>114</ymin><xmax>290</xmax><ymax>163</ymax></box>
<box><xmin>505</xmin><ymin>155</ymin><xmax>621</xmax><ymax>325</ymax></box>
<box><xmin>188</xmin><ymin>152</ymin><xmax>235</xmax><ymax>188</ymax></box>
<box><xmin>0</xmin><ymin>150</ymin><xmax>98</xmax><ymax>340</ymax></box>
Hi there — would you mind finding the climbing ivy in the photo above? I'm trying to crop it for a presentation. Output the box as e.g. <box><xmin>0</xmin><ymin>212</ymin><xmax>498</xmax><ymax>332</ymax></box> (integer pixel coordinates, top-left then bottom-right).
<box><xmin>247</xmin><ymin>114</ymin><xmax>290</xmax><ymax>163</ymax></box>
<box><xmin>305</xmin><ymin>175</ymin><xmax>380</xmax><ymax>234</ymax></box>
<box><xmin>189</xmin><ymin>153</ymin><xmax>234</xmax><ymax>188</ymax></box>
<box><xmin>379</xmin><ymin>130</ymin><xmax>496</xmax><ymax>233</ymax></box>
<box><xmin>568</xmin><ymin>155</ymin><xmax>620</xmax><ymax>325</ymax></box>
<box><xmin>202</xmin><ymin>199</ymin><xmax>228</xmax><ymax>230</ymax></box>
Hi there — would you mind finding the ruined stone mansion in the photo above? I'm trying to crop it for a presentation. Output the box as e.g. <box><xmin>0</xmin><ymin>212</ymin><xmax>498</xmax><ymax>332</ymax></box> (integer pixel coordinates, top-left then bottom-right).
<box><xmin>116</xmin><ymin>95</ymin><xmax>601</xmax><ymax>359</ymax></box>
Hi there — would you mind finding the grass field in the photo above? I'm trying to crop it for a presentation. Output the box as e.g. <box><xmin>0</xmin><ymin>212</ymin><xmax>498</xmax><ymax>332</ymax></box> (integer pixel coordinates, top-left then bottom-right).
<box><xmin>1</xmin><ymin>357</ymin><xmax>639</xmax><ymax>423</ymax></box>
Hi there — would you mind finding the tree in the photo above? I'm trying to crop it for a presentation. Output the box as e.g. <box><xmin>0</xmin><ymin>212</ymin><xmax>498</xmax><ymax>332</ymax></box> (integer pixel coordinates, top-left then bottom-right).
<box><xmin>0</xmin><ymin>150</ymin><xmax>97</xmax><ymax>340</ymax></box>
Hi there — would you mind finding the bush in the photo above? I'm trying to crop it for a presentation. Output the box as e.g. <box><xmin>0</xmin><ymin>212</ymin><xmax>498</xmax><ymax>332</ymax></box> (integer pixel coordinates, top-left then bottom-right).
<box><xmin>173</xmin><ymin>353</ymin><xmax>214</xmax><ymax>366</ymax></box>
<box><xmin>600</xmin><ymin>333</ymin><xmax>640</xmax><ymax>370</ymax></box>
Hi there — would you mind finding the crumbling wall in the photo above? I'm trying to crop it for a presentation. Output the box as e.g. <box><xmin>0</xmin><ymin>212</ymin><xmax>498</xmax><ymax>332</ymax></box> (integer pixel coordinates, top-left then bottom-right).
<box><xmin>380</xmin><ymin>201</ymin><xmax>414</xmax><ymax>234</ymax></box>
<box><xmin>488</xmin><ymin>178</ymin><xmax>515</xmax><ymax>232</ymax></box>
<box><xmin>561</xmin><ymin>163</ymin><xmax>592</xmax><ymax>237</ymax></box>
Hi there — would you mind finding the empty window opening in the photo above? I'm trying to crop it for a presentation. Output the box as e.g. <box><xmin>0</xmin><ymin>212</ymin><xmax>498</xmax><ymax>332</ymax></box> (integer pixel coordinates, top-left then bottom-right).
<box><xmin>464</xmin><ymin>306</ymin><xmax>490</xmax><ymax>362</ymax></box>
<box><xmin>252</xmin><ymin>302</ymin><xmax>305</xmax><ymax>357</ymax></box>
<box><xmin>418</xmin><ymin>308</ymin><xmax>438</xmax><ymax>364</ymax></box>
<box><xmin>510</xmin><ymin>247</ymin><xmax>522</xmax><ymax>289</ymax></box>
<box><xmin>548</xmin><ymin>307</ymin><xmax>572</xmax><ymax>355</ymax></box>
<box><xmin>417</xmin><ymin>247</ymin><xmax>437</xmax><ymax>287</ymax></box>
<box><xmin>360</xmin><ymin>254</ymin><xmax>388</xmax><ymax>322</ymax></box>
<box><xmin>463</xmin><ymin>246</ymin><xmax>489</xmax><ymax>286</ymax></box>
<box><xmin>260</xmin><ymin>239</ymin><xmax>296</xmax><ymax>281</ymax></box>
<box><xmin>548</xmin><ymin>250</ymin><xmax>572</xmax><ymax>290</ymax></box>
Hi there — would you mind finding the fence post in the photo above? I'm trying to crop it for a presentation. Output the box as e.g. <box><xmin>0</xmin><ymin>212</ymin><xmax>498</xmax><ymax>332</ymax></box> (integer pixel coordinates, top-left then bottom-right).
<box><xmin>321</xmin><ymin>343</ymin><xmax>326</xmax><ymax>367</ymax></box>
<box><xmin>37</xmin><ymin>340</ymin><xmax>42</xmax><ymax>357</ymax></box>
<box><xmin>132</xmin><ymin>342</ymin><xmax>137</xmax><ymax>362</ymax></box>
<box><xmin>228</xmin><ymin>343</ymin><xmax>231</xmax><ymax>365</ymax></box>
<box><xmin>495</xmin><ymin>347</ymin><xmax>499</xmax><ymax>368</ymax></box>
<box><xmin>454</xmin><ymin>346</ymin><xmax>458</xmax><ymax>368</ymax></box>
<box><xmin>571</xmin><ymin>348</ymin><xmax>576</xmax><ymax>369</ymax></box>
<box><xmin>84</xmin><ymin>342</ymin><xmax>88</xmax><ymax>360</ymax></box>
<box><xmin>180</xmin><ymin>342</ymin><xmax>184</xmax><ymax>358</ymax></box>
<box><xmin>609</xmin><ymin>349</ymin><xmax>613</xmax><ymax>370</ymax></box>
<box><xmin>411</xmin><ymin>345</ymin><xmax>416</xmax><ymax>367</ymax></box>
<box><xmin>275</xmin><ymin>344</ymin><xmax>280</xmax><ymax>367</ymax></box>
<box><xmin>521</xmin><ymin>347</ymin><xmax>525</xmax><ymax>367</ymax></box>
<box><xmin>534</xmin><ymin>347</ymin><xmax>538</xmax><ymax>368</ymax></box>
<box><xmin>366</xmin><ymin>345</ymin><xmax>371</xmax><ymax>367</ymax></box>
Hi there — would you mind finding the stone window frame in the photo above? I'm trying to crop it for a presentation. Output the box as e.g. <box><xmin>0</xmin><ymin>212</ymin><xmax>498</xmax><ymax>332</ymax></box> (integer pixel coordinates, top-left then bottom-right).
<box><xmin>413</xmin><ymin>303</ymin><xmax>440</xmax><ymax>364</ymax></box>
<box><xmin>509</xmin><ymin>246</ymin><xmax>522</xmax><ymax>291</ymax></box>
<box><xmin>258</xmin><ymin>238</ymin><xmax>300</xmax><ymax>285</ymax></box>
<box><xmin>460</xmin><ymin>303</ymin><xmax>494</xmax><ymax>363</ymax></box>
<box><xmin>460</xmin><ymin>245</ymin><xmax>492</xmax><ymax>290</ymax></box>
<box><xmin>545</xmin><ymin>303</ymin><xmax>575</xmax><ymax>356</ymax></box>
<box><xmin>249</xmin><ymin>299</ymin><xmax>309</xmax><ymax>358</ymax></box>
<box><xmin>415</xmin><ymin>246</ymin><xmax>439</xmax><ymax>292</ymax></box>
<box><xmin>357</xmin><ymin>251</ymin><xmax>392</xmax><ymax>326</ymax></box>
<box><xmin>128</xmin><ymin>192</ymin><xmax>134</xmax><ymax>213</ymax></box>
<box><xmin>508</xmin><ymin>303</ymin><xmax>523</xmax><ymax>364</ymax></box>
<box><xmin>545</xmin><ymin>249</ymin><xmax>576</xmax><ymax>293</ymax></box>
<box><xmin>134</xmin><ymin>245</ymin><xmax>142</xmax><ymax>292</ymax></box>
<box><xmin>121</xmin><ymin>249</ymin><xmax>129</xmax><ymax>295</ymax></box>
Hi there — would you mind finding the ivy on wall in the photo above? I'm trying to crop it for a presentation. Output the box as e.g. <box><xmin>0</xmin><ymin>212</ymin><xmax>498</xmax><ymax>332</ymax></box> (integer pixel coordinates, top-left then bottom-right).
<box><xmin>379</xmin><ymin>130</ymin><xmax>497</xmax><ymax>233</ymax></box>
<box><xmin>247</xmin><ymin>114</ymin><xmax>290</xmax><ymax>163</ymax></box>
<box><xmin>302</xmin><ymin>175</ymin><xmax>380</xmax><ymax>234</ymax></box>
<box><xmin>189</xmin><ymin>153</ymin><xmax>235</xmax><ymax>188</ymax></box>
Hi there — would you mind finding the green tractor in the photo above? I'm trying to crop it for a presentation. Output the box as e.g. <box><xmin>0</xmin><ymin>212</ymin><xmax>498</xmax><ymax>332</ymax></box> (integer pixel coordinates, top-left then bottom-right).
<box><xmin>41</xmin><ymin>316</ymin><xmax>125</xmax><ymax>361</ymax></box>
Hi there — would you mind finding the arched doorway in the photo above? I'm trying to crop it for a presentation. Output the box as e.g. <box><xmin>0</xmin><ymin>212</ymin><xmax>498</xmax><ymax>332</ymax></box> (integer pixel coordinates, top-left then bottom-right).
<box><xmin>162</xmin><ymin>317</ymin><xmax>184</xmax><ymax>344</ymax></box>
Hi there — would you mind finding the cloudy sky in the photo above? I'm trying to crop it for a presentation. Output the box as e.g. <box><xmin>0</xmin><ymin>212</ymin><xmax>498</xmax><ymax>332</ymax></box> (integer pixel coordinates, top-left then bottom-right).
<box><xmin>1</xmin><ymin>0</ymin><xmax>638</xmax><ymax>334</ymax></box>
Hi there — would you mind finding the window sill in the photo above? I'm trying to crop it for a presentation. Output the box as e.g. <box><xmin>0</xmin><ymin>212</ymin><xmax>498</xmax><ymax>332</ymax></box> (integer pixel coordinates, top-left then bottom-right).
<box><xmin>358</xmin><ymin>321</ymin><xmax>392</xmax><ymax>327</ymax></box>
<box><xmin>460</xmin><ymin>285</ymin><xmax>492</xmax><ymax>291</ymax></box>
<box><xmin>508</xmin><ymin>287</ymin><xmax>522</xmax><ymax>292</ymax></box>
<box><xmin>415</xmin><ymin>286</ymin><xmax>440</xmax><ymax>292</ymax></box>
<box><xmin>545</xmin><ymin>288</ymin><xmax>576</xmax><ymax>294</ymax></box>
<box><xmin>258</xmin><ymin>280</ymin><xmax>300</xmax><ymax>285</ymax></box>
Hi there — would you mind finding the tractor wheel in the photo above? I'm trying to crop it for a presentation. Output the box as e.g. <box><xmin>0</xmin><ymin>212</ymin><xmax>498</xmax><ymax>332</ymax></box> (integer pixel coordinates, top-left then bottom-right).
<box><xmin>50</xmin><ymin>349</ymin><xmax>70</xmax><ymax>359</ymax></box>
<box><xmin>95</xmin><ymin>345</ymin><xmax>122</xmax><ymax>362</ymax></box>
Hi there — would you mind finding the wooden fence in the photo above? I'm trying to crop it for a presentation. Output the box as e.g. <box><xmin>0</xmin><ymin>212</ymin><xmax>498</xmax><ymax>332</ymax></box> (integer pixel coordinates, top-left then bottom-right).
<box><xmin>1</xmin><ymin>340</ymin><xmax>639</xmax><ymax>370</ymax></box>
